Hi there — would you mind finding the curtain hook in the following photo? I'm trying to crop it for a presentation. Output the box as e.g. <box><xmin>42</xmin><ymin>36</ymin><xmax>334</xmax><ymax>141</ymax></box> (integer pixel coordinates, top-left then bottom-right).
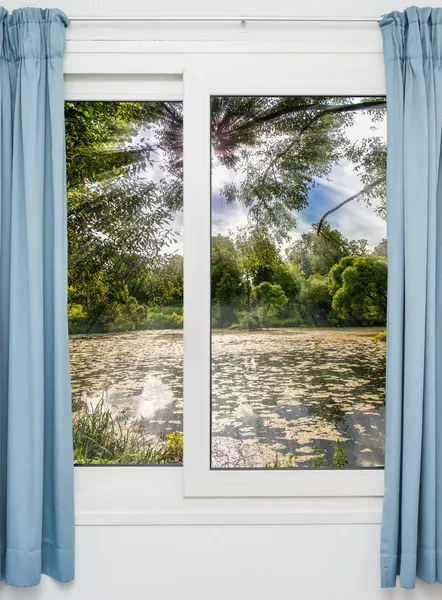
<box><xmin>240</xmin><ymin>19</ymin><xmax>246</xmax><ymax>33</ymax></box>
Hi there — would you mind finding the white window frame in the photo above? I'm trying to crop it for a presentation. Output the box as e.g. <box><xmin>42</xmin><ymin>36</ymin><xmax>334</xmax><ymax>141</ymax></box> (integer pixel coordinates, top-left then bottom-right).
<box><xmin>183</xmin><ymin>60</ymin><xmax>386</xmax><ymax>498</ymax></box>
<box><xmin>66</xmin><ymin>22</ymin><xmax>387</xmax><ymax>523</ymax></box>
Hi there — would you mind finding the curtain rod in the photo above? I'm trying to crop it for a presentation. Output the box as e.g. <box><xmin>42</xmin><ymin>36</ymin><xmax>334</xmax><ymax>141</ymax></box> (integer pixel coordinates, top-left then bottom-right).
<box><xmin>69</xmin><ymin>16</ymin><xmax>380</xmax><ymax>23</ymax></box>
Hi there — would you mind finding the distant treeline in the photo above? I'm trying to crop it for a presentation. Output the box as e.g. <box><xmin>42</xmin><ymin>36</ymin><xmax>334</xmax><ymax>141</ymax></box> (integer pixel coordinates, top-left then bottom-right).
<box><xmin>68</xmin><ymin>222</ymin><xmax>387</xmax><ymax>334</ymax></box>
<box><xmin>211</xmin><ymin>224</ymin><xmax>387</xmax><ymax>331</ymax></box>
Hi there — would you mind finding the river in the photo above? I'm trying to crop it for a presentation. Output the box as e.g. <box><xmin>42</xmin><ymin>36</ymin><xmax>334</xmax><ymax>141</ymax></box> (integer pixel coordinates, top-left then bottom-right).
<box><xmin>70</xmin><ymin>327</ymin><xmax>385</xmax><ymax>469</ymax></box>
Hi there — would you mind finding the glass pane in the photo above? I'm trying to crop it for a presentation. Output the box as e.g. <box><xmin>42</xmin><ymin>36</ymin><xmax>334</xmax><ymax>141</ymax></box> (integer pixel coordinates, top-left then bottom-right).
<box><xmin>210</xmin><ymin>96</ymin><xmax>387</xmax><ymax>469</ymax></box>
<box><xmin>67</xmin><ymin>101</ymin><xmax>183</xmax><ymax>465</ymax></box>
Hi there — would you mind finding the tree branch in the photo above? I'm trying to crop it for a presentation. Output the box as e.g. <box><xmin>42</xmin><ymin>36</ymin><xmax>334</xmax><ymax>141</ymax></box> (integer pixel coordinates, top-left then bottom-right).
<box><xmin>258</xmin><ymin>102</ymin><xmax>386</xmax><ymax>193</ymax></box>
<box><xmin>316</xmin><ymin>176</ymin><xmax>384</xmax><ymax>235</ymax></box>
<box><xmin>236</xmin><ymin>99</ymin><xmax>386</xmax><ymax>132</ymax></box>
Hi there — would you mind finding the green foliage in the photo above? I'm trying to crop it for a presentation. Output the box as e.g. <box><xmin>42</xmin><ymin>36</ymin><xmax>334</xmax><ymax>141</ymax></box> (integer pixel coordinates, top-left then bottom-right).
<box><xmin>73</xmin><ymin>398</ymin><xmax>181</xmax><ymax>464</ymax></box>
<box><xmin>252</xmin><ymin>282</ymin><xmax>288</xmax><ymax>327</ymax></box>
<box><xmin>265</xmin><ymin>452</ymin><xmax>298</xmax><ymax>468</ymax></box>
<box><xmin>345</xmin><ymin>136</ymin><xmax>387</xmax><ymax>218</ymax></box>
<box><xmin>238</xmin><ymin>311</ymin><xmax>262</xmax><ymax>331</ymax></box>
<box><xmin>67</xmin><ymin>101</ymin><xmax>183</xmax><ymax>336</ymax></box>
<box><xmin>373</xmin><ymin>238</ymin><xmax>387</xmax><ymax>258</ymax></box>
<box><xmin>138</xmin><ymin>256</ymin><xmax>184</xmax><ymax>307</ymax></box>
<box><xmin>311</xmin><ymin>443</ymin><xmax>326</xmax><ymax>468</ymax></box>
<box><xmin>67</xmin><ymin>98</ymin><xmax>386</xmax><ymax>336</ymax></box>
<box><xmin>66</xmin><ymin>101</ymin><xmax>165</xmax><ymax>189</ymax></box>
<box><xmin>212</xmin><ymin>235</ymin><xmax>245</xmax><ymax>327</ymax></box>
<box><xmin>298</xmin><ymin>274</ymin><xmax>333</xmax><ymax>326</ymax></box>
<box><xmin>161</xmin><ymin>97</ymin><xmax>385</xmax><ymax>239</ymax></box>
<box><xmin>165</xmin><ymin>432</ymin><xmax>184</xmax><ymax>463</ymax></box>
<box><xmin>332</xmin><ymin>439</ymin><xmax>349</xmax><ymax>468</ymax></box>
<box><xmin>375</xmin><ymin>330</ymin><xmax>387</xmax><ymax>343</ymax></box>
<box><xmin>207</xmin><ymin>224</ymin><xmax>388</xmax><ymax>332</ymax></box>
<box><xmin>67</xmin><ymin>303</ymin><xmax>90</xmax><ymax>334</ymax></box>
<box><xmin>271</xmin><ymin>262</ymin><xmax>303</xmax><ymax>301</ymax></box>
<box><xmin>237</xmin><ymin>229</ymin><xmax>282</xmax><ymax>286</ymax></box>
<box><xmin>286</xmin><ymin>222</ymin><xmax>368</xmax><ymax>278</ymax></box>
<box><xmin>329</xmin><ymin>256</ymin><xmax>387</xmax><ymax>325</ymax></box>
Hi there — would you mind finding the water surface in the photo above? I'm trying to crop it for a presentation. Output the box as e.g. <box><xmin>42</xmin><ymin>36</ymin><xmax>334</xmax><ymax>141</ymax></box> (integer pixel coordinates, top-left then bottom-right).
<box><xmin>70</xmin><ymin>327</ymin><xmax>385</xmax><ymax>468</ymax></box>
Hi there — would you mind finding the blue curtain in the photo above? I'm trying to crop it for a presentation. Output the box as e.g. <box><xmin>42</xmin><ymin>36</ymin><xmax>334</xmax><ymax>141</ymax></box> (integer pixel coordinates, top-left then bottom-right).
<box><xmin>0</xmin><ymin>8</ymin><xmax>74</xmax><ymax>587</ymax></box>
<box><xmin>379</xmin><ymin>7</ymin><xmax>442</xmax><ymax>589</ymax></box>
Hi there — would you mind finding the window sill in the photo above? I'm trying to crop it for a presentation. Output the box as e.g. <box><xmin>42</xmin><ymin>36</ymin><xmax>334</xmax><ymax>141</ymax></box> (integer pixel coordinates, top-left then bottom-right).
<box><xmin>74</xmin><ymin>466</ymin><xmax>383</xmax><ymax>526</ymax></box>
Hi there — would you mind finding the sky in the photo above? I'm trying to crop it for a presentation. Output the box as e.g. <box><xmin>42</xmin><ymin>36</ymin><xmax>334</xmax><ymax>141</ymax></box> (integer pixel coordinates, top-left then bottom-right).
<box><xmin>211</xmin><ymin>107</ymin><xmax>387</xmax><ymax>252</ymax></box>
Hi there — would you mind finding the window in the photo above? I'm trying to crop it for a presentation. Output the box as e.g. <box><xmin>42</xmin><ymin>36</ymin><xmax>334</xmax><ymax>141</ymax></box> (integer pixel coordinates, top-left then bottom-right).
<box><xmin>65</xmin><ymin>40</ymin><xmax>387</xmax><ymax>513</ymax></box>
<box><xmin>67</xmin><ymin>100</ymin><xmax>184</xmax><ymax>465</ymax></box>
<box><xmin>210</xmin><ymin>96</ymin><xmax>387</xmax><ymax>470</ymax></box>
<box><xmin>184</xmin><ymin>67</ymin><xmax>386</xmax><ymax>497</ymax></box>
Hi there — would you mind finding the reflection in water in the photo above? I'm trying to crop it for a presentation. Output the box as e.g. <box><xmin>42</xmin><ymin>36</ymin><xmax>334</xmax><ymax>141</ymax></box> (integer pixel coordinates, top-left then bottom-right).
<box><xmin>212</xmin><ymin>328</ymin><xmax>385</xmax><ymax>468</ymax></box>
<box><xmin>69</xmin><ymin>327</ymin><xmax>385</xmax><ymax>469</ymax></box>
<box><xmin>70</xmin><ymin>330</ymin><xmax>183</xmax><ymax>439</ymax></box>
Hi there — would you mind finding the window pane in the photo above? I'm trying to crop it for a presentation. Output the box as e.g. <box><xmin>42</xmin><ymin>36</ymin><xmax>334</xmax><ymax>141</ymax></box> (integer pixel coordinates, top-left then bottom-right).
<box><xmin>67</xmin><ymin>101</ymin><xmax>183</xmax><ymax>465</ymax></box>
<box><xmin>210</xmin><ymin>96</ymin><xmax>386</xmax><ymax>469</ymax></box>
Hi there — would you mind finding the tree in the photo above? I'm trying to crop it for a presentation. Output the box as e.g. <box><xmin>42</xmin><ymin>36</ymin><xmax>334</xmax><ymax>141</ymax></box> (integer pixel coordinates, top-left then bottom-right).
<box><xmin>211</xmin><ymin>235</ymin><xmax>245</xmax><ymax>327</ymax></box>
<box><xmin>236</xmin><ymin>228</ymin><xmax>281</xmax><ymax>309</ymax></box>
<box><xmin>66</xmin><ymin>101</ymin><xmax>183</xmax><ymax>332</ymax></box>
<box><xmin>252</xmin><ymin>282</ymin><xmax>288</xmax><ymax>327</ymax></box>
<box><xmin>286</xmin><ymin>223</ymin><xmax>367</xmax><ymax>278</ymax></box>
<box><xmin>271</xmin><ymin>262</ymin><xmax>303</xmax><ymax>302</ymax></box>
<box><xmin>373</xmin><ymin>238</ymin><xmax>388</xmax><ymax>258</ymax></box>
<box><xmin>136</xmin><ymin>255</ymin><xmax>184</xmax><ymax>307</ymax></box>
<box><xmin>159</xmin><ymin>97</ymin><xmax>386</xmax><ymax>239</ymax></box>
<box><xmin>329</xmin><ymin>256</ymin><xmax>387</xmax><ymax>324</ymax></box>
<box><xmin>66</xmin><ymin>101</ymin><xmax>163</xmax><ymax>189</ymax></box>
<box><xmin>298</xmin><ymin>274</ymin><xmax>333</xmax><ymax>326</ymax></box>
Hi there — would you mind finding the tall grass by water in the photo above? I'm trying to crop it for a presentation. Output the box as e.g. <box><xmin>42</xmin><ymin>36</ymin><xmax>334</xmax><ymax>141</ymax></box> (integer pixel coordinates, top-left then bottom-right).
<box><xmin>73</xmin><ymin>398</ymin><xmax>183</xmax><ymax>465</ymax></box>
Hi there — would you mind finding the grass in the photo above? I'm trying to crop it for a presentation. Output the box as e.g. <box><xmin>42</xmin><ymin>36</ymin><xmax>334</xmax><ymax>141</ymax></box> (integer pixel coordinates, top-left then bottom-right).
<box><xmin>73</xmin><ymin>398</ymin><xmax>183</xmax><ymax>465</ymax></box>
<box><xmin>265</xmin><ymin>440</ymin><xmax>349</xmax><ymax>469</ymax></box>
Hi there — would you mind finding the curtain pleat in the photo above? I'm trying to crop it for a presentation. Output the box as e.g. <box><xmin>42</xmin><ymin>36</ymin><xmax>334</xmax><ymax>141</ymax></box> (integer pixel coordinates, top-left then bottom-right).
<box><xmin>380</xmin><ymin>6</ymin><xmax>442</xmax><ymax>589</ymax></box>
<box><xmin>0</xmin><ymin>7</ymin><xmax>73</xmax><ymax>587</ymax></box>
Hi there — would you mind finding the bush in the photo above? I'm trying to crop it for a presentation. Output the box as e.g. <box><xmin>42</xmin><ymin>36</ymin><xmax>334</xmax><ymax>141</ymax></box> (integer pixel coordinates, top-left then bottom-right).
<box><xmin>137</xmin><ymin>307</ymin><xmax>183</xmax><ymax>330</ymax></box>
<box><xmin>238</xmin><ymin>311</ymin><xmax>262</xmax><ymax>331</ymax></box>
<box><xmin>165</xmin><ymin>432</ymin><xmax>183</xmax><ymax>463</ymax></box>
<box><xmin>375</xmin><ymin>329</ymin><xmax>387</xmax><ymax>342</ymax></box>
<box><xmin>68</xmin><ymin>304</ymin><xmax>90</xmax><ymax>334</ymax></box>
<box><xmin>102</xmin><ymin>298</ymin><xmax>148</xmax><ymax>332</ymax></box>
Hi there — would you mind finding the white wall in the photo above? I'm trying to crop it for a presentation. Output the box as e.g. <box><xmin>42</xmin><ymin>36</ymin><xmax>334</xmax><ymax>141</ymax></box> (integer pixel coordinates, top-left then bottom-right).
<box><xmin>0</xmin><ymin>525</ymin><xmax>441</xmax><ymax>599</ymax></box>
<box><xmin>7</xmin><ymin>0</ymin><xmax>442</xmax><ymax>18</ymax></box>
<box><xmin>3</xmin><ymin>1</ymin><xmax>442</xmax><ymax>597</ymax></box>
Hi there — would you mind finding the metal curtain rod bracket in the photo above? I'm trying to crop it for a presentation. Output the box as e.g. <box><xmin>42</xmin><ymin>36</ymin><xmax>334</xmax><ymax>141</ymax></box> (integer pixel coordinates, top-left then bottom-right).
<box><xmin>69</xmin><ymin>15</ymin><xmax>380</xmax><ymax>23</ymax></box>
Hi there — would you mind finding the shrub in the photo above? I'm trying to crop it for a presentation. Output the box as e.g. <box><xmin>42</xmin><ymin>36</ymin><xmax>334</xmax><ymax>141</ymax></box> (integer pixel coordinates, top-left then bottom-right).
<box><xmin>68</xmin><ymin>303</ymin><xmax>90</xmax><ymax>334</ymax></box>
<box><xmin>136</xmin><ymin>307</ymin><xmax>183</xmax><ymax>330</ymax></box>
<box><xmin>375</xmin><ymin>329</ymin><xmax>387</xmax><ymax>342</ymax></box>
<box><xmin>166</xmin><ymin>432</ymin><xmax>183</xmax><ymax>463</ymax></box>
<box><xmin>238</xmin><ymin>311</ymin><xmax>262</xmax><ymax>331</ymax></box>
